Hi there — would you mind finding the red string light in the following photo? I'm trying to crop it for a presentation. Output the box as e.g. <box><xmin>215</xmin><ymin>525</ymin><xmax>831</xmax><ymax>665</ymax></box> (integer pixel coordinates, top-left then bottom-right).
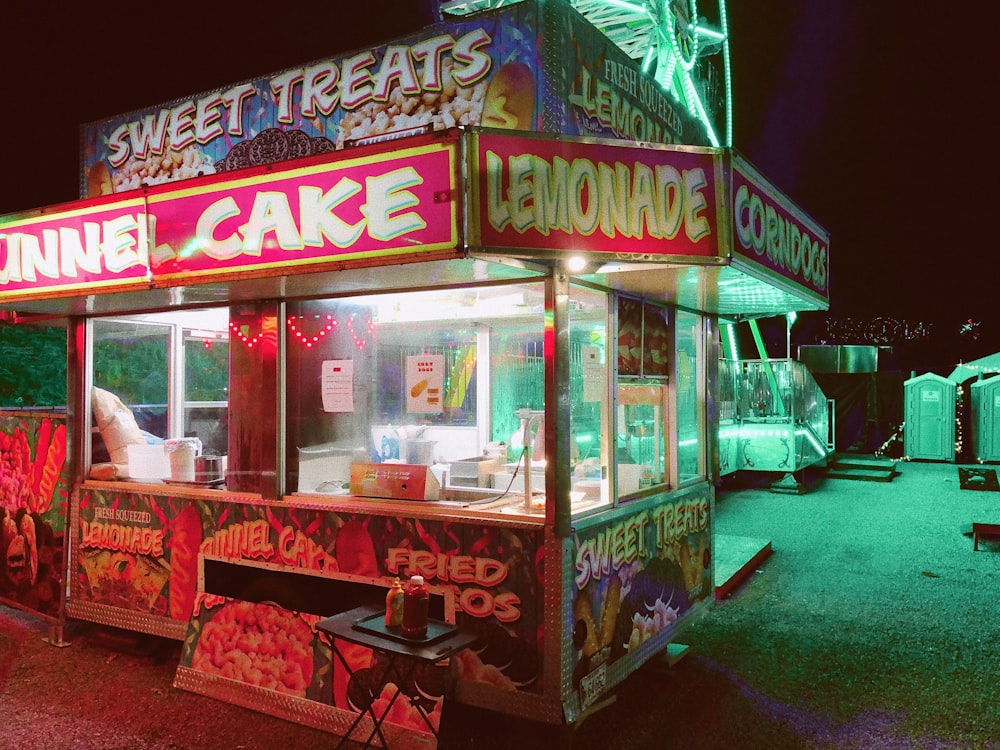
<box><xmin>347</xmin><ymin>312</ymin><xmax>376</xmax><ymax>351</ymax></box>
<box><xmin>286</xmin><ymin>314</ymin><xmax>336</xmax><ymax>348</ymax></box>
<box><xmin>229</xmin><ymin>322</ymin><xmax>264</xmax><ymax>348</ymax></box>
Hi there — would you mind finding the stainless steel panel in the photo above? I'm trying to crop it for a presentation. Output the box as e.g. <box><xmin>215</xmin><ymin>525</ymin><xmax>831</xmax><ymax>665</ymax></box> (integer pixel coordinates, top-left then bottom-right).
<box><xmin>797</xmin><ymin>345</ymin><xmax>840</xmax><ymax>373</ymax></box>
<box><xmin>839</xmin><ymin>345</ymin><xmax>878</xmax><ymax>373</ymax></box>
<box><xmin>797</xmin><ymin>345</ymin><xmax>878</xmax><ymax>373</ymax></box>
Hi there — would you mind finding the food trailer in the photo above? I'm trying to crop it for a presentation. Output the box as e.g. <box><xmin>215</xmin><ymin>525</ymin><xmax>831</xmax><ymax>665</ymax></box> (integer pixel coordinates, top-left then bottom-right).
<box><xmin>0</xmin><ymin>1</ymin><xmax>829</xmax><ymax>744</ymax></box>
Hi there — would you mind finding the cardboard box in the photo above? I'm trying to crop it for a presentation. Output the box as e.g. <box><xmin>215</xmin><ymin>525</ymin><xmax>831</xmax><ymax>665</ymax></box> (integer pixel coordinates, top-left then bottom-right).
<box><xmin>350</xmin><ymin>463</ymin><xmax>441</xmax><ymax>501</ymax></box>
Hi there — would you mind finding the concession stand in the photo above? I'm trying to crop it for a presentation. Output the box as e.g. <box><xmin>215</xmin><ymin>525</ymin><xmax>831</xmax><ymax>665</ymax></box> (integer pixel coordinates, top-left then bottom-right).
<box><xmin>0</xmin><ymin>1</ymin><xmax>829</xmax><ymax>744</ymax></box>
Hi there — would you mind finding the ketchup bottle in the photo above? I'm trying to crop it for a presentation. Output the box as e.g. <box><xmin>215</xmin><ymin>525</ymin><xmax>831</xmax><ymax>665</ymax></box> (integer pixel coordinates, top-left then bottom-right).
<box><xmin>401</xmin><ymin>574</ymin><xmax>429</xmax><ymax>639</ymax></box>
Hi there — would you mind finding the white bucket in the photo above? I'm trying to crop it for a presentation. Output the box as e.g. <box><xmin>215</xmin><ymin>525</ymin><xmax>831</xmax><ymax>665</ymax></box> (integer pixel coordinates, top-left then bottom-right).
<box><xmin>164</xmin><ymin>438</ymin><xmax>202</xmax><ymax>483</ymax></box>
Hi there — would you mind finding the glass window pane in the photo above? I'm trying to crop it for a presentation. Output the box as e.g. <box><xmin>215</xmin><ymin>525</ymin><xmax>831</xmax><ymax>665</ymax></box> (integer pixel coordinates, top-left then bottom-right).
<box><xmin>89</xmin><ymin>310</ymin><xmax>230</xmax><ymax>478</ymax></box>
<box><xmin>285</xmin><ymin>284</ymin><xmax>548</xmax><ymax>501</ymax></box>
<box><xmin>642</xmin><ymin>303</ymin><xmax>670</xmax><ymax>377</ymax></box>
<box><xmin>676</xmin><ymin>309</ymin><xmax>704</xmax><ymax>480</ymax></box>
<box><xmin>617</xmin><ymin>382</ymin><xmax>666</xmax><ymax>497</ymax></box>
<box><xmin>92</xmin><ymin>319</ymin><xmax>170</xmax><ymax>456</ymax></box>
<box><xmin>617</xmin><ymin>297</ymin><xmax>643</xmax><ymax>377</ymax></box>
<box><xmin>570</xmin><ymin>285</ymin><xmax>608</xmax><ymax>511</ymax></box>
<box><xmin>184</xmin><ymin>331</ymin><xmax>229</xmax><ymax>456</ymax></box>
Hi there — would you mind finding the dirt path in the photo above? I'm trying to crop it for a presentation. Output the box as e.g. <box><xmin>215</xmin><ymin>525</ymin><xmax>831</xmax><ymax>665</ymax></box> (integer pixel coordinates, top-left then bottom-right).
<box><xmin>2</xmin><ymin>460</ymin><xmax>998</xmax><ymax>749</ymax></box>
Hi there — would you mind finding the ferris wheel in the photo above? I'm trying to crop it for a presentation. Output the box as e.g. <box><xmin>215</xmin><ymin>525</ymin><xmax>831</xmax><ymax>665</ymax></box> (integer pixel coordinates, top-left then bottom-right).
<box><xmin>437</xmin><ymin>0</ymin><xmax>732</xmax><ymax>147</ymax></box>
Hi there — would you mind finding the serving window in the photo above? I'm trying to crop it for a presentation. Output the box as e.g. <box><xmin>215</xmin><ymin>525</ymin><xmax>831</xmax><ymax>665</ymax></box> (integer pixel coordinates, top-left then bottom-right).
<box><xmin>284</xmin><ymin>281</ymin><xmax>612</xmax><ymax>515</ymax></box>
<box><xmin>285</xmin><ymin>283</ymin><xmax>550</xmax><ymax>499</ymax></box>
<box><xmin>87</xmin><ymin>309</ymin><xmax>229</xmax><ymax>482</ymax></box>
<box><xmin>76</xmin><ymin>273</ymin><xmax>717</xmax><ymax>515</ymax></box>
<box><xmin>614</xmin><ymin>296</ymin><xmax>671</xmax><ymax>498</ymax></box>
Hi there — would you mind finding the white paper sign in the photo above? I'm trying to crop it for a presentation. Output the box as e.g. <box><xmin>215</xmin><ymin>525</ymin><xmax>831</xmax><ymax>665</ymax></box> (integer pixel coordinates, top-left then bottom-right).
<box><xmin>321</xmin><ymin>359</ymin><xmax>354</xmax><ymax>413</ymax></box>
<box><xmin>582</xmin><ymin>345</ymin><xmax>604</xmax><ymax>402</ymax></box>
<box><xmin>406</xmin><ymin>354</ymin><xmax>444</xmax><ymax>414</ymax></box>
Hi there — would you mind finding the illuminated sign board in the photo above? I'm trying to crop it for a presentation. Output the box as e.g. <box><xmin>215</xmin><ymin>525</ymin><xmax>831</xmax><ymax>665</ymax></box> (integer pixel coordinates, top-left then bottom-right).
<box><xmin>731</xmin><ymin>156</ymin><xmax>829</xmax><ymax>301</ymax></box>
<box><xmin>147</xmin><ymin>139</ymin><xmax>458</xmax><ymax>282</ymax></box>
<box><xmin>0</xmin><ymin>138</ymin><xmax>458</xmax><ymax>301</ymax></box>
<box><xmin>473</xmin><ymin>131</ymin><xmax>722</xmax><ymax>259</ymax></box>
<box><xmin>0</xmin><ymin>197</ymin><xmax>150</xmax><ymax>299</ymax></box>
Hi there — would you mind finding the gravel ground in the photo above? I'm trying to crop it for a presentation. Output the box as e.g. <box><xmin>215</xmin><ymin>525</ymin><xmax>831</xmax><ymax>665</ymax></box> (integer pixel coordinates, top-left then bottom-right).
<box><xmin>1</xmin><ymin>459</ymin><xmax>998</xmax><ymax>749</ymax></box>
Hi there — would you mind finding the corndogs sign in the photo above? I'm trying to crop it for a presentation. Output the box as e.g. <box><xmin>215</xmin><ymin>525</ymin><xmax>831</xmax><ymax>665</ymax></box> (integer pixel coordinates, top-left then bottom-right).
<box><xmin>731</xmin><ymin>155</ymin><xmax>830</xmax><ymax>302</ymax></box>
<box><xmin>473</xmin><ymin>131</ymin><xmax>723</xmax><ymax>258</ymax></box>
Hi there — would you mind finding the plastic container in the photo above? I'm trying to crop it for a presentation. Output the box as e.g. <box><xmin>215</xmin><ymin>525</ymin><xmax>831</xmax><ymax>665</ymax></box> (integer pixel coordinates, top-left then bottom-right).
<box><xmin>126</xmin><ymin>444</ymin><xmax>170</xmax><ymax>481</ymax></box>
<box><xmin>164</xmin><ymin>438</ymin><xmax>202</xmax><ymax>483</ymax></box>
<box><xmin>401</xmin><ymin>574</ymin><xmax>429</xmax><ymax>639</ymax></box>
<box><xmin>385</xmin><ymin>577</ymin><xmax>404</xmax><ymax>627</ymax></box>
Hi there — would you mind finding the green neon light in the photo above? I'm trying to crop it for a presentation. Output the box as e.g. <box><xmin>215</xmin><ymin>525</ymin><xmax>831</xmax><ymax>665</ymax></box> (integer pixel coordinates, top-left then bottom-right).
<box><xmin>668</xmin><ymin>0</ymin><xmax>699</xmax><ymax>72</ymax></box>
<box><xmin>719</xmin><ymin>0</ymin><xmax>733</xmax><ymax>146</ymax></box>
<box><xmin>445</xmin><ymin>0</ymin><xmax>734</xmax><ymax>148</ymax></box>
<box><xmin>694</xmin><ymin>26</ymin><xmax>726</xmax><ymax>42</ymax></box>
<box><xmin>796</xmin><ymin>427</ymin><xmax>828</xmax><ymax>456</ymax></box>
<box><xmin>601</xmin><ymin>0</ymin><xmax>647</xmax><ymax>13</ymax></box>
<box><xmin>641</xmin><ymin>45</ymin><xmax>656</xmax><ymax>72</ymax></box>
<box><xmin>748</xmin><ymin>319</ymin><xmax>767</xmax><ymax>360</ymax></box>
<box><xmin>723</xmin><ymin>322</ymin><xmax>738</xmax><ymax>359</ymax></box>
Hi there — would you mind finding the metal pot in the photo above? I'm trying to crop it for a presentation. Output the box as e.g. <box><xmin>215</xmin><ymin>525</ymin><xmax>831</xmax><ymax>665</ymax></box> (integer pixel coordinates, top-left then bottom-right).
<box><xmin>194</xmin><ymin>455</ymin><xmax>225</xmax><ymax>484</ymax></box>
<box><xmin>401</xmin><ymin>439</ymin><xmax>437</xmax><ymax>465</ymax></box>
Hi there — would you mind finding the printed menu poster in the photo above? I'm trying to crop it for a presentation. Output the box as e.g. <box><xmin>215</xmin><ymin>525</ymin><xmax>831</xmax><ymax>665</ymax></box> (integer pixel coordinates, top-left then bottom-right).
<box><xmin>406</xmin><ymin>354</ymin><xmax>443</xmax><ymax>414</ymax></box>
<box><xmin>321</xmin><ymin>360</ymin><xmax>354</xmax><ymax>413</ymax></box>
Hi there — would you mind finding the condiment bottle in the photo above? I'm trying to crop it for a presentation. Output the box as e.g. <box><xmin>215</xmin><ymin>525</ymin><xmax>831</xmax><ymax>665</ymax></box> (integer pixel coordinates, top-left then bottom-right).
<box><xmin>401</xmin><ymin>574</ymin><xmax>429</xmax><ymax>639</ymax></box>
<box><xmin>385</xmin><ymin>577</ymin><xmax>404</xmax><ymax>627</ymax></box>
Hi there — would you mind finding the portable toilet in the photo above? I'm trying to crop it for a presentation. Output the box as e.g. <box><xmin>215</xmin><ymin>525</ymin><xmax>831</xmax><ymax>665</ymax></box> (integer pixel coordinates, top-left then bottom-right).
<box><xmin>970</xmin><ymin>376</ymin><xmax>1000</xmax><ymax>462</ymax></box>
<box><xmin>904</xmin><ymin>372</ymin><xmax>956</xmax><ymax>461</ymax></box>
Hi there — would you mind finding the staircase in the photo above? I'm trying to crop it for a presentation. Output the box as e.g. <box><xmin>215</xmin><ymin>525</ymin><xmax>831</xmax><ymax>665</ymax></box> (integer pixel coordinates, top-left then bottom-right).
<box><xmin>825</xmin><ymin>453</ymin><xmax>897</xmax><ymax>482</ymax></box>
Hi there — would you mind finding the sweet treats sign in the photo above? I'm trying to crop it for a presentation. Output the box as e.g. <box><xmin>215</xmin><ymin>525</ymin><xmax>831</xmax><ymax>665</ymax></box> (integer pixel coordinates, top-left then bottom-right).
<box><xmin>80</xmin><ymin>0</ymin><xmax>709</xmax><ymax>202</ymax></box>
<box><xmin>569</xmin><ymin>484</ymin><xmax>711</xmax><ymax>710</ymax></box>
<box><xmin>81</xmin><ymin>7</ymin><xmax>543</xmax><ymax>199</ymax></box>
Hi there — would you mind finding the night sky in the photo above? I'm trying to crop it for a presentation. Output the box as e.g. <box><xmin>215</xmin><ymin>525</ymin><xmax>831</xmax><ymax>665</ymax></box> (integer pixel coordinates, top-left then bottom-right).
<box><xmin>1</xmin><ymin>1</ymin><xmax>995</xmax><ymax>328</ymax></box>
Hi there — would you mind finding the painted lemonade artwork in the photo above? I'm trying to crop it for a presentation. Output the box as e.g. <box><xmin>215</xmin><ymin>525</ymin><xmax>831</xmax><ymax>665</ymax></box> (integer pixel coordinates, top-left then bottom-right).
<box><xmin>75</xmin><ymin>487</ymin><xmax>545</xmax><ymax>730</ymax></box>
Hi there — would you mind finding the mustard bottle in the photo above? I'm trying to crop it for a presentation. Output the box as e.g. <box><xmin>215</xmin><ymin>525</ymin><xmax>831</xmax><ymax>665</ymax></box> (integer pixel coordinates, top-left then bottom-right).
<box><xmin>385</xmin><ymin>577</ymin><xmax>404</xmax><ymax>627</ymax></box>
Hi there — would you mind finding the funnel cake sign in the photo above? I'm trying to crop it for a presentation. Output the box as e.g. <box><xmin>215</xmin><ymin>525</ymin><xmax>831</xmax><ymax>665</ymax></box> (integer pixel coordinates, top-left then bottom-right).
<box><xmin>147</xmin><ymin>139</ymin><xmax>458</xmax><ymax>281</ymax></box>
<box><xmin>0</xmin><ymin>196</ymin><xmax>150</xmax><ymax>298</ymax></box>
<box><xmin>0</xmin><ymin>139</ymin><xmax>458</xmax><ymax>300</ymax></box>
